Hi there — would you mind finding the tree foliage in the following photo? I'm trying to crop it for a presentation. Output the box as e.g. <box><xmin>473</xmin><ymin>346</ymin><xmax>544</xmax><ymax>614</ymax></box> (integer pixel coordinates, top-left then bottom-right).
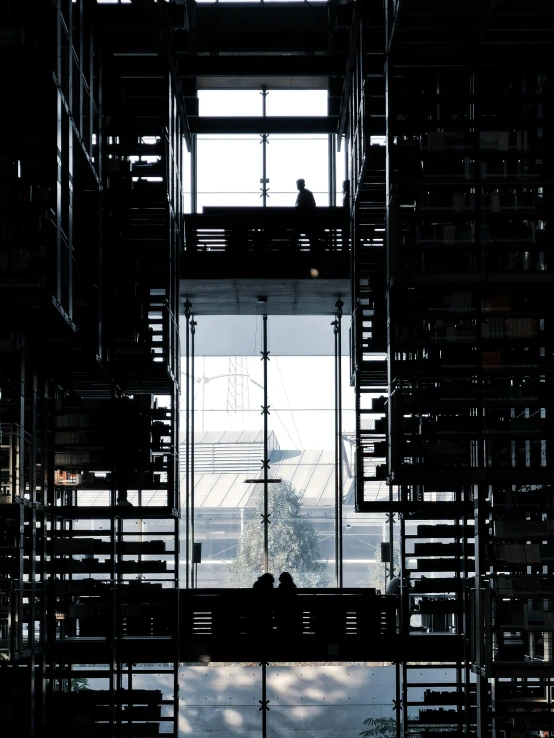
<box><xmin>360</xmin><ymin>716</ymin><xmax>397</xmax><ymax>738</ymax></box>
<box><xmin>360</xmin><ymin>715</ymin><xmax>452</xmax><ymax>737</ymax></box>
<box><xmin>226</xmin><ymin>481</ymin><xmax>327</xmax><ymax>588</ymax></box>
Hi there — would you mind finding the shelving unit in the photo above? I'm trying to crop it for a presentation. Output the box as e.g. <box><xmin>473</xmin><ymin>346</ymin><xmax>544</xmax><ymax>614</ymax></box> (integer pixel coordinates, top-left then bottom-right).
<box><xmin>402</xmin><ymin>663</ymin><xmax>477</xmax><ymax>738</ymax></box>
<box><xmin>0</xmin><ymin>352</ymin><xmax>47</xmax><ymax>738</ymax></box>
<box><xmin>472</xmin><ymin>496</ymin><xmax>554</xmax><ymax>737</ymax></box>
<box><xmin>2</xmin><ymin>2</ymin><xmax>182</xmax><ymax>736</ymax></box>
<box><xmin>372</xmin><ymin>2</ymin><xmax>554</xmax><ymax>735</ymax></box>
<box><xmin>348</xmin><ymin>0</ymin><xmax>389</xmax><ymax>511</ymax></box>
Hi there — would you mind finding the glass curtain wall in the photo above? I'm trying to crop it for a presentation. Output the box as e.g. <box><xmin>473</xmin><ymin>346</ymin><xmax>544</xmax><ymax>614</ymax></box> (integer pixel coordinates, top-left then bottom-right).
<box><xmin>197</xmin><ymin>90</ymin><xmax>331</xmax><ymax>209</ymax></box>
<box><xmin>179</xmin><ymin>83</ymin><xmax>400</xmax><ymax>738</ymax></box>
<box><xmin>180</xmin><ymin>316</ymin><xmax>366</xmax><ymax>589</ymax></box>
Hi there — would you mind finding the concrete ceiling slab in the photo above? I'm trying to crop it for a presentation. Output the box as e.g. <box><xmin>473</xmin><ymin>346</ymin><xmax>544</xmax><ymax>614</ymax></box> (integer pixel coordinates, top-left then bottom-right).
<box><xmin>180</xmin><ymin>278</ymin><xmax>349</xmax><ymax>316</ymax></box>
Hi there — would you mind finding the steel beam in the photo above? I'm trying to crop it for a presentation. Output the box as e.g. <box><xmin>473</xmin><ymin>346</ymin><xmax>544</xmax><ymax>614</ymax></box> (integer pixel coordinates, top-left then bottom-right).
<box><xmin>190</xmin><ymin>116</ymin><xmax>338</xmax><ymax>135</ymax></box>
<box><xmin>179</xmin><ymin>54</ymin><xmax>347</xmax><ymax>78</ymax></box>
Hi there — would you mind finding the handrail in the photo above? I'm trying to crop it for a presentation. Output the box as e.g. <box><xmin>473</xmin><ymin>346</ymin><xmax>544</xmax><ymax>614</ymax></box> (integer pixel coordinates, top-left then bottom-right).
<box><xmin>184</xmin><ymin>206</ymin><xmax>349</xmax><ymax>253</ymax></box>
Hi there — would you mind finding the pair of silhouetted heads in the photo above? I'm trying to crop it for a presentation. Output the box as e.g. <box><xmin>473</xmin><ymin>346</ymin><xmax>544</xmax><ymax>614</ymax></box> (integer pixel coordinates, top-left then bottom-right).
<box><xmin>253</xmin><ymin>572</ymin><xmax>297</xmax><ymax>590</ymax></box>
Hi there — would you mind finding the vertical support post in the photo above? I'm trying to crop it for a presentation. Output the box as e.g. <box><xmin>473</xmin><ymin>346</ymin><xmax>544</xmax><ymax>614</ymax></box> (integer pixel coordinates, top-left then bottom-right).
<box><xmin>329</xmin><ymin>133</ymin><xmax>336</xmax><ymax>206</ymax></box>
<box><xmin>334</xmin><ymin>315</ymin><xmax>339</xmax><ymax>586</ymax></box>
<box><xmin>184</xmin><ymin>302</ymin><xmax>191</xmax><ymax>588</ymax></box>
<box><xmin>78</xmin><ymin>0</ymin><xmax>84</xmax><ymax>138</ymax></box>
<box><xmin>260</xmin><ymin>86</ymin><xmax>269</xmax><ymax>207</ymax></box>
<box><xmin>89</xmin><ymin>3</ymin><xmax>95</xmax><ymax>159</ymax></box>
<box><xmin>260</xmin><ymin>661</ymin><xmax>269</xmax><ymax>738</ymax></box>
<box><xmin>344</xmin><ymin>135</ymin><xmax>349</xmax><ymax>183</ymax></box>
<box><xmin>29</xmin><ymin>362</ymin><xmax>38</xmax><ymax>729</ymax></box>
<box><xmin>395</xmin><ymin>660</ymin><xmax>401</xmax><ymax>738</ymax></box>
<box><xmin>388</xmin><ymin>510</ymin><xmax>395</xmax><ymax>585</ymax></box>
<box><xmin>399</xmin><ymin>512</ymin><xmax>408</xmax><ymax>635</ymax></box>
<box><xmin>474</xmin><ymin>484</ymin><xmax>490</xmax><ymax>738</ymax></box>
<box><xmin>55</xmin><ymin>3</ymin><xmax>62</xmax><ymax>305</ymax></box>
<box><xmin>336</xmin><ymin>297</ymin><xmax>338</xmax><ymax>588</ymax></box>
<box><xmin>334</xmin><ymin>298</ymin><xmax>344</xmax><ymax>588</ymax></box>
<box><xmin>191</xmin><ymin>134</ymin><xmax>198</xmax><ymax>214</ymax></box>
<box><xmin>261</xmin><ymin>314</ymin><xmax>270</xmax><ymax>573</ymax></box>
<box><xmin>67</xmin><ymin>0</ymin><xmax>73</xmax><ymax>321</ymax></box>
<box><xmin>190</xmin><ymin>315</ymin><xmax>196</xmax><ymax>587</ymax></box>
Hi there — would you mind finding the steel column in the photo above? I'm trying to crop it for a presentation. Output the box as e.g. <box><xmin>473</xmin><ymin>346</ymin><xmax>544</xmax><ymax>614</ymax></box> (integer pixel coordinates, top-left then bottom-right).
<box><xmin>191</xmin><ymin>134</ymin><xmax>197</xmax><ymax>214</ymax></box>
<box><xmin>190</xmin><ymin>314</ymin><xmax>196</xmax><ymax>587</ymax></box>
<box><xmin>262</xmin><ymin>314</ymin><xmax>270</xmax><ymax>573</ymax></box>
<box><xmin>184</xmin><ymin>302</ymin><xmax>191</xmax><ymax>588</ymax></box>
<box><xmin>261</xmin><ymin>86</ymin><xmax>269</xmax><ymax>207</ymax></box>
<box><xmin>333</xmin><ymin>299</ymin><xmax>344</xmax><ymax>587</ymax></box>
<box><xmin>260</xmin><ymin>661</ymin><xmax>269</xmax><ymax>738</ymax></box>
<box><xmin>329</xmin><ymin>133</ymin><xmax>336</xmax><ymax>206</ymax></box>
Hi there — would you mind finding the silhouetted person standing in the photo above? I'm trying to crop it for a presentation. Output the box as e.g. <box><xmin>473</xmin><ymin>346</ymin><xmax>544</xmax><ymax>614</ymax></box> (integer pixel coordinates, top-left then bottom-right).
<box><xmin>295</xmin><ymin>178</ymin><xmax>316</xmax><ymax>209</ymax></box>
<box><xmin>294</xmin><ymin>178</ymin><xmax>320</xmax><ymax>250</ymax></box>
<box><xmin>252</xmin><ymin>573</ymin><xmax>275</xmax><ymax>637</ymax></box>
<box><xmin>276</xmin><ymin>572</ymin><xmax>300</xmax><ymax>639</ymax></box>
<box><xmin>342</xmin><ymin>179</ymin><xmax>350</xmax><ymax>210</ymax></box>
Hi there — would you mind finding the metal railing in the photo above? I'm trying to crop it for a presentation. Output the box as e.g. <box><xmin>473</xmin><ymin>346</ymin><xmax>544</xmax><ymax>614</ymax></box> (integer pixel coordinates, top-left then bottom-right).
<box><xmin>184</xmin><ymin>207</ymin><xmax>349</xmax><ymax>253</ymax></box>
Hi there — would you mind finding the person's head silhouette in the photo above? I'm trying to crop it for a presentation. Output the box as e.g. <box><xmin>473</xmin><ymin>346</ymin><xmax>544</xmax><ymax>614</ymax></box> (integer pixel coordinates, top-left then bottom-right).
<box><xmin>278</xmin><ymin>571</ymin><xmax>297</xmax><ymax>589</ymax></box>
<box><xmin>296</xmin><ymin>178</ymin><xmax>305</xmax><ymax>191</ymax></box>
<box><xmin>253</xmin><ymin>572</ymin><xmax>275</xmax><ymax>590</ymax></box>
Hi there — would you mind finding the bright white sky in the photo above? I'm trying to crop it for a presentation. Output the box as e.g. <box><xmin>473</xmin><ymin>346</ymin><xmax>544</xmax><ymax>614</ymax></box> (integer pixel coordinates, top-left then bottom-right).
<box><xmin>188</xmin><ymin>354</ymin><xmax>354</xmax><ymax>451</ymax></box>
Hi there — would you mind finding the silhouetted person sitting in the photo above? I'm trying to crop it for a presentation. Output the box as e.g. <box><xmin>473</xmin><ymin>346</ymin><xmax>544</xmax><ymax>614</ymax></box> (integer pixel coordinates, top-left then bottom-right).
<box><xmin>386</xmin><ymin>570</ymin><xmax>402</xmax><ymax>631</ymax></box>
<box><xmin>278</xmin><ymin>572</ymin><xmax>297</xmax><ymax>590</ymax></box>
<box><xmin>294</xmin><ymin>178</ymin><xmax>321</xmax><ymax>251</ymax></box>
<box><xmin>251</xmin><ymin>573</ymin><xmax>275</xmax><ymax>638</ymax></box>
<box><xmin>276</xmin><ymin>572</ymin><xmax>301</xmax><ymax>639</ymax></box>
<box><xmin>253</xmin><ymin>572</ymin><xmax>275</xmax><ymax>590</ymax></box>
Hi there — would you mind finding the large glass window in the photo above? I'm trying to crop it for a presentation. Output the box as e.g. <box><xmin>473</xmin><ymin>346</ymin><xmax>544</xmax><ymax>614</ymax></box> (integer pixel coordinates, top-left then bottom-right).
<box><xmin>267</xmin><ymin>135</ymin><xmax>328</xmax><ymax>206</ymax></box>
<box><xmin>265</xmin><ymin>90</ymin><xmax>327</xmax><ymax>117</ymax></box>
<box><xmin>197</xmin><ymin>135</ymin><xmax>261</xmax><ymax>209</ymax></box>
<box><xmin>195</xmin><ymin>89</ymin><xmax>333</xmax><ymax>209</ymax></box>
<box><xmin>180</xmin><ymin>316</ymin><xmax>357</xmax><ymax>590</ymax></box>
<box><xmin>199</xmin><ymin>90</ymin><xmax>262</xmax><ymax>117</ymax></box>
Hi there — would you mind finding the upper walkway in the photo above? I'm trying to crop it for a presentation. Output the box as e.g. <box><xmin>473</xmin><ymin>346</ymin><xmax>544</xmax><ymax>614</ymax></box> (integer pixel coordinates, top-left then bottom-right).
<box><xmin>181</xmin><ymin>207</ymin><xmax>350</xmax><ymax>315</ymax></box>
<box><xmin>47</xmin><ymin>585</ymin><xmax>463</xmax><ymax>664</ymax></box>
